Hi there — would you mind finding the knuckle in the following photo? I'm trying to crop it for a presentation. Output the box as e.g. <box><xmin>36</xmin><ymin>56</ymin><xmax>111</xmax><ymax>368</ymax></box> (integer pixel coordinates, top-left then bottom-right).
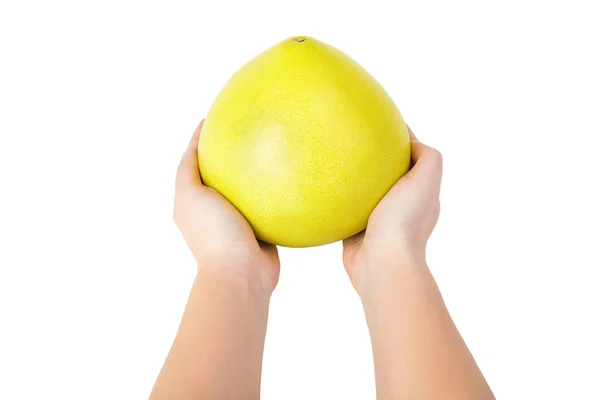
<box><xmin>429</xmin><ymin>148</ymin><xmax>443</xmax><ymax>167</ymax></box>
<box><xmin>431</xmin><ymin>148</ymin><xmax>443</xmax><ymax>161</ymax></box>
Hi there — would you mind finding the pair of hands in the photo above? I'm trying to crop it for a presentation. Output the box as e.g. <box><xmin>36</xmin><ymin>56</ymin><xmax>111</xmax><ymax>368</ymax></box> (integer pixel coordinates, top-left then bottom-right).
<box><xmin>173</xmin><ymin>120</ymin><xmax>443</xmax><ymax>294</ymax></box>
<box><xmin>162</xmin><ymin>122</ymin><xmax>497</xmax><ymax>400</ymax></box>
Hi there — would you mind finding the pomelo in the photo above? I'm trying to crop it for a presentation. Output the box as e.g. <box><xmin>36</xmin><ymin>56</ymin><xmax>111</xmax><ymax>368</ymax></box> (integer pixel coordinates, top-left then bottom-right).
<box><xmin>198</xmin><ymin>36</ymin><xmax>411</xmax><ymax>247</ymax></box>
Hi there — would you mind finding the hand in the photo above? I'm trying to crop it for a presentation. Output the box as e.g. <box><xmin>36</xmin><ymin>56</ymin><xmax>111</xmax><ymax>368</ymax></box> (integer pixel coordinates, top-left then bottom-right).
<box><xmin>173</xmin><ymin>120</ymin><xmax>280</xmax><ymax>291</ymax></box>
<box><xmin>343</xmin><ymin>126</ymin><xmax>443</xmax><ymax>291</ymax></box>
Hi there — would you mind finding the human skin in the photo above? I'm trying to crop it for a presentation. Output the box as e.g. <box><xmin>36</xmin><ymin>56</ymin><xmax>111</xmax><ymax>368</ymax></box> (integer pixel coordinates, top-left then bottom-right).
<box><xmin>149</xmin><ymin>120</ymin><xmax>279</xmax><ymax>400</ymax></box>
<box><xmin>149</xmin><ymin>121</ymin><xmax>495</xmax><ymax>399</ymax></box>
<box><xmin>343</xmin><ymin>127</ymin><xmax>495</xmax><ymax>399</ymax></box>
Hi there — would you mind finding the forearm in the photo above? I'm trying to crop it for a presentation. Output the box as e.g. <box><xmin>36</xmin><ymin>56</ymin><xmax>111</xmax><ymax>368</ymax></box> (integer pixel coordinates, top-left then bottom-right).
<box><xmin>360</xmin><ymin>251</ymin><xmax>494</xmax><ymax>400</ymax></box>
<box><xmin>150</xmin><ymin>258</ymin><xmax>272</xmax><ymax>400</ymax></box>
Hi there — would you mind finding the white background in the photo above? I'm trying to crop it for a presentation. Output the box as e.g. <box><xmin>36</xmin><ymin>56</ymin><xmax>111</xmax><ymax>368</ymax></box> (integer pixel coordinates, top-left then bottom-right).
<box><xmin>1</xmin><ymin>0</ymin><xmax>599</xmax><ymax>399</ymax></box>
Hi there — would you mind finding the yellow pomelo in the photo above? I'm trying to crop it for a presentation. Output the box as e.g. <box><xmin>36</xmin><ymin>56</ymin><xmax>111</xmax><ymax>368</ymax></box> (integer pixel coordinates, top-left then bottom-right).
<box><xmin>198</xmin><ymin>36</ymin><xmax>411</xmax><ymax>247</ymax></box>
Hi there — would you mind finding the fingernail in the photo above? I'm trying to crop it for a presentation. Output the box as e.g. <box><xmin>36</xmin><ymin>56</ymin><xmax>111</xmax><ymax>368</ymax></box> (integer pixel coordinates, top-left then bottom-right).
<box><xmin>406</xmin><ymin>124</ymin><xmax>418</xmax><ymax>140</ymax></box>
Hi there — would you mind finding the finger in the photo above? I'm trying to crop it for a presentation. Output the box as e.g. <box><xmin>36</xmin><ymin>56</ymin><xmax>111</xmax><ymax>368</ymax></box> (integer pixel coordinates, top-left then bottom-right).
<box><xmin>406</xmin><ymin>123</ymin><xmax>418</xmax><ymax>141</ymax></box>
<box><xmin>187</xmin><ymin>119</ymin><xmax>204</xmax><ymax>154</ymax></box>
<box><xmin>176</xmin><ymin>119</ymin><xmax>204</xmax><ymax>190</ymax></box>
<box><xmin>406</xmin><ymin>140</ymin><xmax>443</xmax><ymax>186</ymax></box>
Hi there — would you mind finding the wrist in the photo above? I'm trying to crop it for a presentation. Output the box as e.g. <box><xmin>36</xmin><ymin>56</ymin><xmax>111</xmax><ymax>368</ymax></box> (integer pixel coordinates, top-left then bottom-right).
<box><xmin>356</xmin><ymin>243</ymin><xmax>429</xmax><ymax>299</ymax></box>
<box><xmin>197</xmin><ymin>253</ymin><xmax>275</xmax><ymax>300</ymax></box>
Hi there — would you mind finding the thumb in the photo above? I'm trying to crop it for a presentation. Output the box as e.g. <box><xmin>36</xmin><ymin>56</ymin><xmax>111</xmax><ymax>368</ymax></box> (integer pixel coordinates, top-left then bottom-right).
<box><xmin>407</xmin><ymin>124</ymin><xmax>418</xmax><ymax>141</ymax></box>
<box><xmin>405</xmin><ymin>139</ymin><xmax>443</xmax><ymax>191</ymax></box>
<box><xmin>175</xmin><ymin>120</ymin><xmax>204</xmax><ymax>191</ymax></box>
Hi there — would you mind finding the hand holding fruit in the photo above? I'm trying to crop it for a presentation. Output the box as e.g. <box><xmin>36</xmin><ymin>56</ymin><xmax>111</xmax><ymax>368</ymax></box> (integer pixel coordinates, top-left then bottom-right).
<box><xmin>173</xmin><ymin>120</ymin><xmax>280</xmax><ymax>291</ymax></box>
<box><xmin>343</xmin><ymin>127</ymin><xmax>443</xmax><ymax>292</ymax></box>
<box><xmin>154</xmin><ymin>36</ymin><xmax>494</xmax><ymax>400</ymax></box>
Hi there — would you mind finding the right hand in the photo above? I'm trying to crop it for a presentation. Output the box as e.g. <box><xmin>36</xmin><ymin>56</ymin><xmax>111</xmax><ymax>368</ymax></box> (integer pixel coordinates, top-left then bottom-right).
<box><xmin>173</xmin><ymin>120</ymin><xmax>280</xmax><ymax>292</ymax></box>
<box><xmin>343</xmin><ymin>126</ymin><xmax>443</xmax><ymax>292</ymax></box>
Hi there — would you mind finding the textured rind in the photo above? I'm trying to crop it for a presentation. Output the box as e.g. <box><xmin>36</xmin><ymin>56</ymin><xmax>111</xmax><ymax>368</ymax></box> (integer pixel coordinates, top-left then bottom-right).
<box><xmin>198</xmin><ymin>37</ymin><xmax>411</xmax><ymax>248</ymax></box>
